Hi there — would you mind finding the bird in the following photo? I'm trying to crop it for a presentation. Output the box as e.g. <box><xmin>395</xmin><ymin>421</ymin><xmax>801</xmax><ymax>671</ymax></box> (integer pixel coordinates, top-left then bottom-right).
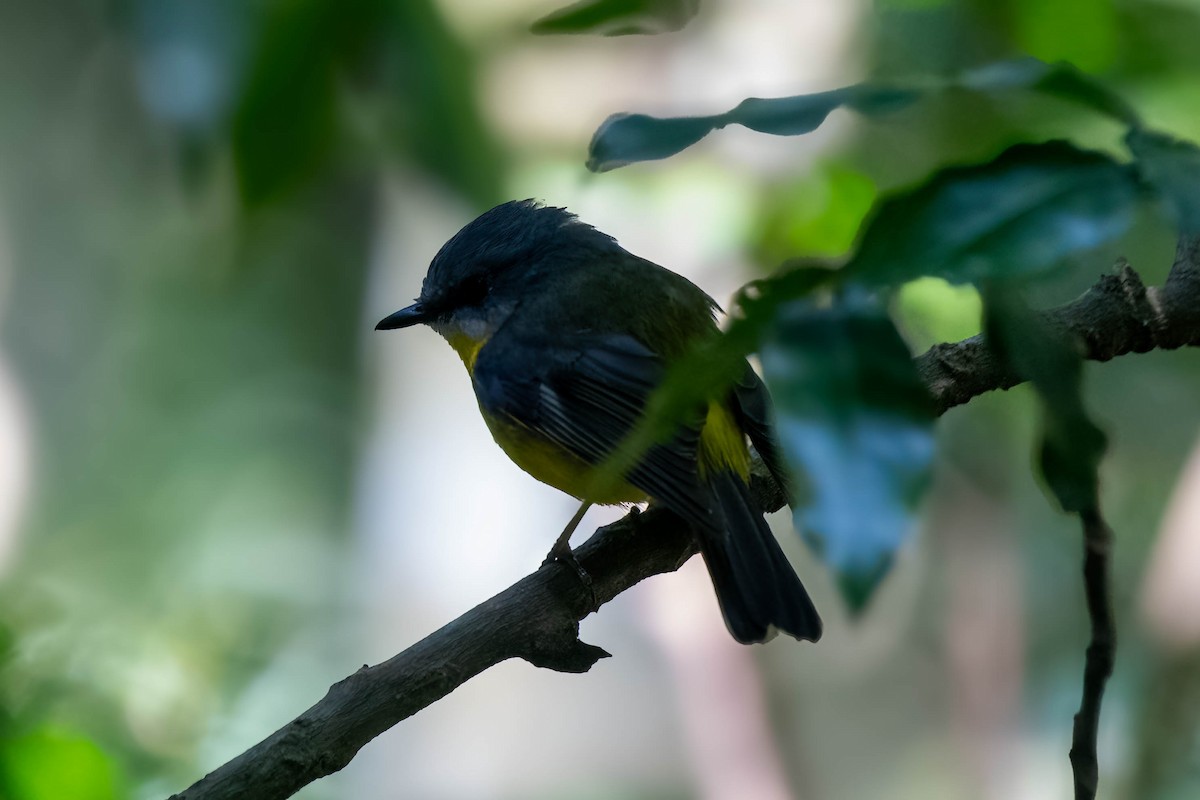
<box><xmin>376</xmin><ymin>199</ymin><xmax>821</xmax><ymax>644</ymax></box>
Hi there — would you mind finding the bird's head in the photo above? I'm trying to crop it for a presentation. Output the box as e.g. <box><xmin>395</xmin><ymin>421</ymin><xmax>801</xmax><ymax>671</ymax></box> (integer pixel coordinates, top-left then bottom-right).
<box><xmin>375</xmin><ymin>199</ymin><xmax>616</xmax><ymax>339</ymax></box>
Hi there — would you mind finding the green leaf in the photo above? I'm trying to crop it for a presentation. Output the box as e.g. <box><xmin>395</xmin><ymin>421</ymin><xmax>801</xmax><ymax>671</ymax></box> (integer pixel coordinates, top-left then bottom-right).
<box><xmin>586</xmin><ymin>58</ymin><xmax>1139</xmax><ymax>171</ymax></box>
<box><xmin>532</xmin><ymin>0</ymin><xmax>699</xmax><ymax>35</ymax></box>
<box><xmin>1127</xmin><ymin>128</ymin><xmax>1200</xmax><ymax>233</ymax></box>
<box><xmin>761</xmin><ymin>291</ymin><xmax>935</xmax><ymax>612</ymax></box>
<box><xmin>983</xmin><ymin>290</ymin><xmax>1107</xmax><ymax>513</ymax></box>
<box><xmin>849</xmin><ymin>141</ymin><xmax>1141</xmax><ymax>286</ymax></box>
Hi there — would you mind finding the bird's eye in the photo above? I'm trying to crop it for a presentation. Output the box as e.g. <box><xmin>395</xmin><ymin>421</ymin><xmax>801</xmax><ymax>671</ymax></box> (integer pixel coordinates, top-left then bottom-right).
<box><xmin>454</xmin><ymin>273</ymin><xmax>490</xmax><ymax>306</ymax></box>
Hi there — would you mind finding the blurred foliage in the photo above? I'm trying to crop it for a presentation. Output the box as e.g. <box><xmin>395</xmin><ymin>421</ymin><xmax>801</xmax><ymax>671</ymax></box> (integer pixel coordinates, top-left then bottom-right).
<box><xmin>0</xmin><ymin>0</ymin><xmax>500</xmax><ymax>796</ymax></box>
<box><xmin>749</xmin><ymin>164</ymin><xmax>877</xmax><ymax>264</ymax></box>
<box><xmin>1127</xmin><ymin>129</ymin><xmax>1200</xmax><ymax>232</ymax></box>
<box><xmin>231</xmin><ymin>0</ymin><xmax>502</xmax><ymax>205</ymax></box>
<box><xmin>531</xmin><ymin>0</ymin><xmax>700</xmax><ymax>36</ymax></box>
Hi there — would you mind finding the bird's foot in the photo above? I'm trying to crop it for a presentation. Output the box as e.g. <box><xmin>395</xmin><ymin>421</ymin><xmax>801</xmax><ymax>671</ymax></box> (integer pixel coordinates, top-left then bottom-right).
<box><xmin>543</xmin><ymin>542</ymin><xmax>597</xmax><ymax>612</ymax></box>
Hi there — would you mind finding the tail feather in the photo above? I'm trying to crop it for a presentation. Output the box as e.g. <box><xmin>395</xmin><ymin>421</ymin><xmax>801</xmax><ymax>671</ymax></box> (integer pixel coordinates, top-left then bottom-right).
<box><xmin>695</xmin><ymin>470</ymin><xmax>822</xmax><ymax>644</ymax></box>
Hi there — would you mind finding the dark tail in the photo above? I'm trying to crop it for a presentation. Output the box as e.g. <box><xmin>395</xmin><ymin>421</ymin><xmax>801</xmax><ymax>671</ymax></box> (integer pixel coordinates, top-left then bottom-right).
<box><xmin>695</xmin><ymin>470</ymin><xmax>823</xmax><ymax>644</ymax></box>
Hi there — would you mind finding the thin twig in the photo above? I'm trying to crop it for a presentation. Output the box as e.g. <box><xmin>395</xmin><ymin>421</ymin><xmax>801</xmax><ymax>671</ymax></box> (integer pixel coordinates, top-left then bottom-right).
<box><xmin>1069</xmin><ymin>508</ymin><xmax>1117</xmax><ymax>800</ymax></box>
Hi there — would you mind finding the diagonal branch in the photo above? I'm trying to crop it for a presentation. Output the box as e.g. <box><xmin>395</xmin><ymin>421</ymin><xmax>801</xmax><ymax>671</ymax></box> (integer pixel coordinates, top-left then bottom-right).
<box><xmin>168</xmin><ymin>467</ymin><xmax>786</xmax><ymax>800</ymax></box>
<box><xmin>169</xmin><ymin>235</ymin><xmax>1200</xmax><ymax>800</ymax></box>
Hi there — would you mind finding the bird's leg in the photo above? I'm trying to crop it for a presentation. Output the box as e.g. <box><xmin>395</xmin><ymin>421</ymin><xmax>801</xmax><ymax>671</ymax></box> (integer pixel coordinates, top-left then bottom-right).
<box><xmin>545</xmin><ymin>499</ymin><xmax>591</xmax><ymax>563</ymax></box>
<box><xmin>544</xmin><ymin>500</ymin><xmax>596</xmax><ymax>607</ymax></box>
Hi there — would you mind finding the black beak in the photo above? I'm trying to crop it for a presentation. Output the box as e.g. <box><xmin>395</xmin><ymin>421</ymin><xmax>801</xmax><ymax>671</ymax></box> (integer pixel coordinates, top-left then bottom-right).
<box><xmin>375</xmin><ymin>302</ymin><xmax>430</xmax><ymax>331</ymax></box>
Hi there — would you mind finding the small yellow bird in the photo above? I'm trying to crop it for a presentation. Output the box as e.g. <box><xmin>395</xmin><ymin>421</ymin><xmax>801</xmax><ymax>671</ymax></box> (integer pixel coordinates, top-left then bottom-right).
<box><xmin>377</xmin><ymin>200</ymin><xmax>821</xmax><ymax>644</ymax></box>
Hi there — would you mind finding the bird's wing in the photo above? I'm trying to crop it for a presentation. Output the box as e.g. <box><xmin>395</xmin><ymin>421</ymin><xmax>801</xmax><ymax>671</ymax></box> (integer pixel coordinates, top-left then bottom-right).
<box><xmin>472</xmin><ymin>332</ymin><xmax>714</xmax><ymax>524</ymax></box>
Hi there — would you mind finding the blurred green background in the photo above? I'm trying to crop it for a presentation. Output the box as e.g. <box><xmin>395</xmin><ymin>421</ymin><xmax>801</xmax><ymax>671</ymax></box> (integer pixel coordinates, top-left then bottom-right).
<box><xmin>1</xmin><ymin>1</ymin><xmax>1200</xmax><ymax>798</ymax></box>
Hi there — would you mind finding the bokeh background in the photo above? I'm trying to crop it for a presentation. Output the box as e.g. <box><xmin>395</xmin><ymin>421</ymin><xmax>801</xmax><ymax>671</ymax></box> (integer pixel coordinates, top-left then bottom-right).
<box><xmin>2</xmin><ymin>0</ymin><xmax>1200</xmax><ymax>798</ymax></box>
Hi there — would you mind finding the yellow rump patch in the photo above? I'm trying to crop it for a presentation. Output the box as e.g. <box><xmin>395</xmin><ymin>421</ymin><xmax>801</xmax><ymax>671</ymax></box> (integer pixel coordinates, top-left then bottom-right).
<box><xmin>698</xmin><ymin>401</ymin><xmax>750</xmax><ymax>481</ymax></box>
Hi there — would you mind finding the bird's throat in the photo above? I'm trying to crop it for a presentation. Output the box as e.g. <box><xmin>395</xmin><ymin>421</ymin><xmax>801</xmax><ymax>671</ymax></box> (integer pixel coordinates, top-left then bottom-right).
<box><xmin>446</xmin><ymin>332</ymin><xmax>488</xmax><ymax>371</ymax></box>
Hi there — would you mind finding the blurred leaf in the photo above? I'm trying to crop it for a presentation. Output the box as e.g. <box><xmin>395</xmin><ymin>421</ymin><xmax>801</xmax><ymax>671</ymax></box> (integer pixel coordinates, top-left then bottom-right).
<box><xmin>0</xmin><ymin>727</ymin><xmax>125</xmax><ymax>800</ymax></box>
<box><xmin>761</xmin><ymin>291</ymin><xmax>935</xmax><ymax>611</ymax></box>
<box><xmin>232</xmin><ymin>0</ymin><xmax>345</xmax><ymax>205</ymax></box>
<box><xmin>984</xmin><ymin>290</ymin><xmax>1107</xmax><ymax>513</ymax></box>
<box><xmin>1127</xmin><ymin>128</ymin><xmax>1200</xmax><ymax>233</ymax></box>
<box><xmin>849</xmin><ymin>141</ymin><xmax>1141</xmax><ymax>286</ymax></box>
<box><xmin>232</xmin><ymin>0</ymin><xmax>503</xmax><ymax>207</ymax></box>
<box><xmin>532</xmin><ymin>0</ymin><xmax>699</xmax><ymax>36</ymax></box>
<box><xmin>371</xmin><ymin>0</ymin><xmax>505</xmax><ymax>206</ymax></box>
<box><xmin>958</xmin><ymin>58</ymin><xmax>1138</xmax><ymax>124</ymax></box>
<box><xmin>587</xmin><ymin>58</ymin><xmax>1139</xmax><ymax>171</ymax></box>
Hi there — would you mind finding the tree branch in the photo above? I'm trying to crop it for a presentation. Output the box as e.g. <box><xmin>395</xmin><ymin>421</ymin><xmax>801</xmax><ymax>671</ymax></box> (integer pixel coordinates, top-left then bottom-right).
<box><xmin>169</xmin><ymin>465</ymin><xmax>782</xmax><ymax>800</ymax></box>
<box><xmin>917</xmin><ymin>234</ymin><xmax>1200</xmax><ymax>414</ymax></box>
<box><xmin>170</xmin><ymin>236</ymin><xmax>1199</xmax><ymax>800</ymax></box>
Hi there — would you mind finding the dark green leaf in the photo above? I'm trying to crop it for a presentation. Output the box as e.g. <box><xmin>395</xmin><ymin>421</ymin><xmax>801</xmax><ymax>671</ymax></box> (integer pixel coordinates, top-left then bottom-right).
<box><xmin>531</xmin><ymin>0</ymin><xmax>699</xmax><ymax>36</ymax></box>
<box><xmin>761</xmin><ymin>291</ymin><xmax>935</xmax><ymax>612</ymax></box>
<box><xmin>587</xmin><ymin>113</ymin><xmax>717</xmax><ymax>172</ymax></box>
<box><xmin>1127</xmin><ymin>128</ymin><xmax>1200</xmax><ymax>233</ymax></box>
<box><xmin>984</xmin><ymin>290</ymin><xmax>1107</xmax><ymax>513</ymax></box>
<box><xmin>849</xmin><ymin>141</ymin><xmax>1141</xmax><ymax>286</ymax></box>
<box><xmin>587</xmin><ymin>58</ymin><xmax>1139</xmax><ymax>171</ymax></box>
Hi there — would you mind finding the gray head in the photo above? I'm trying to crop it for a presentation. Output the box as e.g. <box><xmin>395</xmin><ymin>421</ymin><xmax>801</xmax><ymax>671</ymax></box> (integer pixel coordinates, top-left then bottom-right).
<box><xmin>375</xmin><ymin>199</ymin><xmax>618</xmax><ymax>336</ymax></box>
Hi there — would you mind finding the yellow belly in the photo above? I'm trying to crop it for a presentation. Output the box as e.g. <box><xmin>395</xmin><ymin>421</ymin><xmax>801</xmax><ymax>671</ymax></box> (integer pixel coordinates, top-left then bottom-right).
<box><xmin>482</xmin><ymin>411</ymin><xmax>649</xmax><ymax>504</ymax></box>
